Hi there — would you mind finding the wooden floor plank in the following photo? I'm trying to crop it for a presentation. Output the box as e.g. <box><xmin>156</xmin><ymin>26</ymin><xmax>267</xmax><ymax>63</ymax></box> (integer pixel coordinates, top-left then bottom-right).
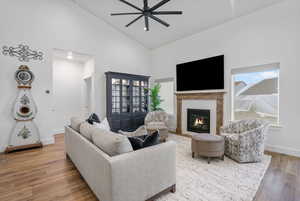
<box><xmin>0</xmin><ymin>134</ymin><xmax>299</xmax><ymax>201</ymax></box>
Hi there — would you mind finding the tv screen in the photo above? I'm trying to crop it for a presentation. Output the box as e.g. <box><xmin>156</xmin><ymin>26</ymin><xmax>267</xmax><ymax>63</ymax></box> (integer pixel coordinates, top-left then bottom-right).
<box><xmin>176</xmin><ymin>55</ymin><xmax>224</xmax><ymax>91</ymax></box>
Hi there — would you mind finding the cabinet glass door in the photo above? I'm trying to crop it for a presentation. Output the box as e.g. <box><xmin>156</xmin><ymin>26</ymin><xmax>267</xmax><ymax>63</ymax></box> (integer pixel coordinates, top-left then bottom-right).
<box><xmin>132</xmin><ymin>80</ymin><xmax>140</xmax><ymax>113</ymax></box>
<box><xmin>141</xmin><ymin>81</ymin><xmax>148</xmax><ymax>112</ymax></box>
<box><xmin>112</xmin><ymin>78</ymin><xmax>121</xmax><ymax>114</ymax></box>
<box><xmin>122</xmin><ymin>79</ymin><xmax>131</xmax><ymax>113</ymax></box>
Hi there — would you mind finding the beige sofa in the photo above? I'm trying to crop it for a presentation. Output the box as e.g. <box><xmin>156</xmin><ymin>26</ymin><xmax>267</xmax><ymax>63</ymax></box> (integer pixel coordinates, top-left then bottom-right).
<box><xmin>65</xmin><ymin>120</ymin><xmax>176</xmax><ymax>201</ymax></box>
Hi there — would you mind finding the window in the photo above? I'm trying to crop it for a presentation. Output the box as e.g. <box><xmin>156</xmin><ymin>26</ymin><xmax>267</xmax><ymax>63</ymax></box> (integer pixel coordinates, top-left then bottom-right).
<box><xmin>155</xmin><ymin>78</ymin><xmax>175</xmax><ymax>114</ymax></box>
<box><xmin>231</xmin><ymin>63</ymin><xmax>280</xmax><ymax>125</ymax></box>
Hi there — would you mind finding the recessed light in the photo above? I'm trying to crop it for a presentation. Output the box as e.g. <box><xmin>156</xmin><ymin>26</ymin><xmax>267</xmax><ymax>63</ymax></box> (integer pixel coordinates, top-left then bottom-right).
<box><xmin>67</xmin><ymin>52</ymin><xmax>73</xmax><ymax>60</ymax></box>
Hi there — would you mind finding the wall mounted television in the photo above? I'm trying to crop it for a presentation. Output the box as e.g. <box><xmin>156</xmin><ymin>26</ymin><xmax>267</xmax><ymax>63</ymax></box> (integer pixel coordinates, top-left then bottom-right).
<box><xmin>176</xmin><ymin>55</ymin><xmax>224</xmax><ymax>91</ymax></box>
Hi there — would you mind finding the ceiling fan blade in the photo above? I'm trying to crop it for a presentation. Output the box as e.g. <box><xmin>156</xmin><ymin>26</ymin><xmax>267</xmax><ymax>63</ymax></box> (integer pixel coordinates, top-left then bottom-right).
<box><xmin>152</xmin><ymin>11</ymin><xmax>183</xmax><ymax>15</ymax></box>
<box><xmin>149</xmin><ymin>15</ymin><xmax>170</xmax><ymax>27</ymax></box>
<box><xmin>150</xmin><ymin>0</ymin><xmax>170</xmax><ymax>11</ymax></box>
<box><xmin>144</xmin><ymin>0</ymin><xmax>148</xmax><ymax>9</ymax></box>
<box><xmin>126</xmin><ymin>15</ymin><xmax>144</xmax><ymax>27</ymax></box>
<box><xmin>119</xmin><ymin>0</ymin><xmax>143</xmax><ymax>12</ymax></box>
<box><xmin>144</xmin><ymin>15</ymin><xmax>149</xmax><ymax>31</ymax></box>
<box><xmin>111</xmin><ymin>12</ymin><xmax>142</xmax><ymax>16</ymax></box>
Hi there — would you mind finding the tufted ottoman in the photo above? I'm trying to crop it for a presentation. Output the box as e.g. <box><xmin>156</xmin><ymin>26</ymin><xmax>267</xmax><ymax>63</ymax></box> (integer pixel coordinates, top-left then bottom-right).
<box><xmin>191</xmin><ymin>133</ymin><xmax>225</xmax><ymax>164</ymax></box>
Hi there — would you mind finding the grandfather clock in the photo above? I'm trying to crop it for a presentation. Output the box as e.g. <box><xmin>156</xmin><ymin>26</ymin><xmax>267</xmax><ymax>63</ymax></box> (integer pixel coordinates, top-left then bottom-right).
<box><xmin>5</xmin><ymin>65</ymin><xmax>42</xmax><ymax>153</ymax></box>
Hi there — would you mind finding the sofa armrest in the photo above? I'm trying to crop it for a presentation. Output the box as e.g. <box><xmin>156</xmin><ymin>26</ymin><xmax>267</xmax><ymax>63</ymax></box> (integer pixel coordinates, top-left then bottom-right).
<box><xmin>110</xmin><ymin>141</ymin><xmax>176</xmax><ymax>201</ymax></box>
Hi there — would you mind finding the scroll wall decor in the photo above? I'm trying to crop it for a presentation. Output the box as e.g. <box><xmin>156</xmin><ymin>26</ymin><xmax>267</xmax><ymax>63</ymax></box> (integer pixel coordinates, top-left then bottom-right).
<box><xmin>2</xmin><ymin>44</ymin><xmax>43</xmax><ymax>62</ymax></box>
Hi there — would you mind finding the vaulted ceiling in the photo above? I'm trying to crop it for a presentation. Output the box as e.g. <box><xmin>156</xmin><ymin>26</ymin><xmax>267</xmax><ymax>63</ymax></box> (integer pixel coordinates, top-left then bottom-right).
<box><xmin>72</xmin><ymin>0</ymin><xmax>284</xmax><ymax>49</ymax></box>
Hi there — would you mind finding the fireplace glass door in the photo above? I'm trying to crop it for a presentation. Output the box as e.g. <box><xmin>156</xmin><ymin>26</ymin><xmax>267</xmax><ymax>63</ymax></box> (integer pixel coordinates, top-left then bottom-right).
<box><xmin>187</xmin><ymin>109</ymin><xmax>210</xmax><ymax>133</ymax></box>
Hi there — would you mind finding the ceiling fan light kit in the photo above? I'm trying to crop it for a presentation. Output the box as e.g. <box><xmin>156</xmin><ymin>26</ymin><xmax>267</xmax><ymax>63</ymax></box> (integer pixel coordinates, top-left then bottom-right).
<box><xmin>111</xmin><ymin>0</ymin><xmax>183</xmax><ymax>31</ymax></box>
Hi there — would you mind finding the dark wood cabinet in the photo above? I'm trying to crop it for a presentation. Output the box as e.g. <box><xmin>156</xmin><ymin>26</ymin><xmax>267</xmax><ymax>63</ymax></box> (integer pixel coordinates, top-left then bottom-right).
<box><xmin>105</xmin><ymin>72</ymin><xmax>150</xmax><ymax>132</ymax></box>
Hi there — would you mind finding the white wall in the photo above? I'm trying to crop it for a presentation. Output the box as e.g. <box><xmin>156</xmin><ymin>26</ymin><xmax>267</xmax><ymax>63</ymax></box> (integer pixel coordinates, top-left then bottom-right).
<box><xmin>0</xmin><ymin>0</ymin><xmax>151</xmax><ymax>152</ymax></box>
<box><xmin>151</xmin><ymin>0</ymin><xmax>300</xmax><ymax>156</ymax></box>
<box><xmin>52</xmin><ymin>58</ymin><xmax>84</xmax><ymax>134</ymax></box>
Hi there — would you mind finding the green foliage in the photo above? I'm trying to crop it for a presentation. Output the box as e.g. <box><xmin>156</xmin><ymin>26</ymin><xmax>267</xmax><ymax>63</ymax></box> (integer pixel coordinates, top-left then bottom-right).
<box><xmin>150</xmin><ymin>83</ymin><xmax>164</xmax><ymax>111</ymax></box>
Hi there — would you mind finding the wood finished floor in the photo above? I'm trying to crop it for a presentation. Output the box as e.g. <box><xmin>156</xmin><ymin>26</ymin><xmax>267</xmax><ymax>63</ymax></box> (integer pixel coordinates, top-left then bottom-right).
<box><xmin>0</xmin><ymin>134</ymin><xmax>299</xmax><ymax>201</ymax></box>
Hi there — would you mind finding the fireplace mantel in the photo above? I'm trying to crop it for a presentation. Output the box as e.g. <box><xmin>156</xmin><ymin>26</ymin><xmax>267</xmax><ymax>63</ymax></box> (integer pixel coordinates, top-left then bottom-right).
<box><xmin>176</xmin><ymin>91</ymin><xmax>226</xmax><ymax>135</ymax></box>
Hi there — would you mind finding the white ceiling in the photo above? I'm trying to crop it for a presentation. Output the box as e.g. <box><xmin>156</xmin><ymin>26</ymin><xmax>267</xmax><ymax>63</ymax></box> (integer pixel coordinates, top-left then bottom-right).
<box><xmin>72</xmin><ymin>0</ymin><xmax>284</xmax><ymax>49</ymax></box>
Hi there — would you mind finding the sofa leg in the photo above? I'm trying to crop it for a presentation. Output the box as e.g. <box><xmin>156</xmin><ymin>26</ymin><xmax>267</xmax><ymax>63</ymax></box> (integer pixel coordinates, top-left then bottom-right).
<box><xmin>170</xmin><ymin>184</ymin><xmax>176</xmax><ymax>193</ymax></box>
<box><xmin>145</xmin><ymin>184</ymin><xmax>176</xmax><ymax>201</ymax></box>
<box><xmin>192</xmin><ymin>152</ymin><xmax>195</xmax><ymax>158</ymax></box>
<box><xmin>66</xmin><ymin>153</ymin><xmax>70</xmax><ymax>161</ymax></box>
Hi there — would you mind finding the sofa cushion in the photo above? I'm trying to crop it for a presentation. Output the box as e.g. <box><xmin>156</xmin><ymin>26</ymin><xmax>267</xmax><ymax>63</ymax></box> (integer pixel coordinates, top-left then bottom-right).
<box><xmin>92</xmin><ymin>128</ymin><xmax>133</xmax><ymax>156</ymax></box>
<box><xmin>70</xmin><ymin>117</ymin><xmax>85</xmax><ymax>132</ymax></box>
<box><xmin>80</xmin><ymin>122</ymin><xmax>97</xmax><ymax>141</ymax></box>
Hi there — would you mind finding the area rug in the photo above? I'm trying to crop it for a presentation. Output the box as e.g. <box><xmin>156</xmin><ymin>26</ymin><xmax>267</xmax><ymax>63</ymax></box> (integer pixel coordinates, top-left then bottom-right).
<box><xmin>156</xmin><ymin>135</ymin><xmax>271</xmax><ymax>201</ymax></box>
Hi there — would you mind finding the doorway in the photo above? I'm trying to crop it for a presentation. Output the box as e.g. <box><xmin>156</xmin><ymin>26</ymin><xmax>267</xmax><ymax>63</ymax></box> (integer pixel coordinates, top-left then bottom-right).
<box><xmin>83</xmin><ymin>76</ymin><xmax>92</xmax><ymax>118</ymax></box>
<box><xmin>52</xmin><ymin>49</ymin><xmax>95</xmax><ymax>134</ymax></box>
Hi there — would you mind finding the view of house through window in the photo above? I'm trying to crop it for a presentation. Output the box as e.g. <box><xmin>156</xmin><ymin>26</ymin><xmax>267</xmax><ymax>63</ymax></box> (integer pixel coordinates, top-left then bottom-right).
<box><xmin>155</xmin><ymin>79</ymin><xmax>175</xmax><ymax>114</ymax></box>
<box><xmin>232</xmin><ymin>65</ymin><xmax>279</xmax><ymax>124</ymax></box>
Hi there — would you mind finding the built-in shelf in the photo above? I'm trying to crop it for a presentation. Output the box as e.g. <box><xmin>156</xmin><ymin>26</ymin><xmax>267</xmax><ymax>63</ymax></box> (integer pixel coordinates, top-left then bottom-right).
<box><xmin>175</xmin><ymin>90</ymin><xmax>227</xmax><ymax>95</ymax></box>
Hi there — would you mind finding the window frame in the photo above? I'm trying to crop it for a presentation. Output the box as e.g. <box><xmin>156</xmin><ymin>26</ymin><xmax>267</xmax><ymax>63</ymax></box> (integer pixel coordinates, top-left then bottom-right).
<box><xmin>230</xmin><ymin>62</ymin><xmax>280</xmax><ymax>126</ymax></box>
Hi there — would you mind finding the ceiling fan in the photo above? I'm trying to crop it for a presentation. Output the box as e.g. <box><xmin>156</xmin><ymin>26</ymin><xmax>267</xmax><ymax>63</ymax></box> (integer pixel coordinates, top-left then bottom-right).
<box><xmin>111</xmin><ymin>0</ymin><xmax>183</xmax><ymax>31</ymax></box>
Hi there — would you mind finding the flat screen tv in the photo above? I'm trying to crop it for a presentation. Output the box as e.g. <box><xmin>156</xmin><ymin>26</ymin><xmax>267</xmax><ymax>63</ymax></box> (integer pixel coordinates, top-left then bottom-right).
<box><xmin>176</xmin><ymin>55</ymin><xmax>224</xmax><ymax>91</ymax></box>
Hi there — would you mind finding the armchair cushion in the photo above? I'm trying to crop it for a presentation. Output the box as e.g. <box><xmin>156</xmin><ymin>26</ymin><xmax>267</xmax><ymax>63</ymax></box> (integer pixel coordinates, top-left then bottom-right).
<box><xmin>145</xmin><ymin>111</ymin><xmax>168</xmax><ymax>125</ymax></box>
<box><xmin>146</xmin><ymin>122</ymin><xmax>168</xmax><ymax>130</ymax></box>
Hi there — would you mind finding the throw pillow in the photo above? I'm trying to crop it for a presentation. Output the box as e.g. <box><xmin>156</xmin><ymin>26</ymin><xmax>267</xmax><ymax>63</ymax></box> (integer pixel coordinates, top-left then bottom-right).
<box><xmin>128</xmin><ymin>137</ymin><xmax>143</xmax><ymax>150</ymax></box>
<box><xmin>86</xmin><ymin>113</ymin><xmax>100</xmax><ymax>125</ymax></box>
<box><xmin>94</xmin><ymin>118</ymin><xmax>110</xmax><ymax>131</ymax></box>
<box><xmin>128</xmin><ymin>132</ymin><xmax>160</xmax><ymax>151</ymax></box>
<box><xmin>143</xmin><ymin>131</ymin><xmax>160</xmax><ymax>148</ymax></box>
<box><xmin>70</xmin><ymin>117</ymin><xmax>85</xmax><ymax>132</ymax></box>
<box><xmin>92</xmin><ymin>128</ymin><xmax>133</xmax><ymax>156</ymax></box>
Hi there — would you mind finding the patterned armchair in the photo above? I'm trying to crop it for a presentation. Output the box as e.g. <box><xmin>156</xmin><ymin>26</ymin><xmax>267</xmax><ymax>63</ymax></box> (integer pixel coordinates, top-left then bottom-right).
<box><xmin>220</xmin><ymin>119</ymin><xmax>270</xmax><ymax>163</ymax></box>
<box><xmin>145</xmin><ymin>111</ymin><xmax>169</xmax><ymax>141</ymax></box>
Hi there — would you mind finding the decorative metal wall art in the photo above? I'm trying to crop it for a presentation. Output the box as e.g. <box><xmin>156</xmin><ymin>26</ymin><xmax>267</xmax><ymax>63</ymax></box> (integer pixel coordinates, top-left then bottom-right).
<box><xmin>2</xmin><ymin>44</ymin><xmax>43</xmax><ymax>62</ymax></box>
<box><xmin>5</xmin><ymin>65</ymin><xmax>42</xmax><ymax>153</ymax></box>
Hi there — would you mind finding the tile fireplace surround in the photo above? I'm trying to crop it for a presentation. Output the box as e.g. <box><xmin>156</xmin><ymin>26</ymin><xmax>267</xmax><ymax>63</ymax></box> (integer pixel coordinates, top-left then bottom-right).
<box><xmin>176</xmin><ymin>91</ymin><xmax>226</xmax><ymax>135</ymax></box>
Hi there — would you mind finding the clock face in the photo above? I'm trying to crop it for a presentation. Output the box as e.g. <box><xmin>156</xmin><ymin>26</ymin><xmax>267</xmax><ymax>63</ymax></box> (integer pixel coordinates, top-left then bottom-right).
<box><xmin>15</xmin><ymin>69</ymin><xmax>34</xmax><ymax>85</ymax></box>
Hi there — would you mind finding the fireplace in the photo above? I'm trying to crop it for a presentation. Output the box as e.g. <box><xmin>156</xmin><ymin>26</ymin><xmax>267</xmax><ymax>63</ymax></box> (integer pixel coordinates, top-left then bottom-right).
<box><xmin>187</xmin><ymin>109</ymin><xmax>210</xmax><ymax>133</ymax></box>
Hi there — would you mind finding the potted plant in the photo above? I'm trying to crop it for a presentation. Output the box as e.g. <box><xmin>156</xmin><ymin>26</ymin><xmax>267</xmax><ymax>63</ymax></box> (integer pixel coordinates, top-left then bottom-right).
<box><xmin>150</xmin><ymin>83</ymin><xmax>164</xmax><ymax>111</ymax></box>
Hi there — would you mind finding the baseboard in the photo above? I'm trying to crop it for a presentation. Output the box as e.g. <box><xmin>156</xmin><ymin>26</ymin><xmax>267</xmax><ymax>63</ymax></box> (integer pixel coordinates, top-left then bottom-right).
<box><xmin>266</xmin><ymin>144</ymin><xmax>300</xmax><ymax>158</ymax></box>
<box><xmin>41</xmin><ymin>137</ymin><xmax>55</xmax><ymax>146</ymax></box>
<box><xmin>52</xmin><ymin>129</ymin><xmax>64</xmax><ymax>135</ymax></box>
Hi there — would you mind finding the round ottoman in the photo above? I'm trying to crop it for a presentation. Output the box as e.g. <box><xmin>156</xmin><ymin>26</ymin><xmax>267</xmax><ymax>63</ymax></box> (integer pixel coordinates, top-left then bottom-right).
<box><xmin>191</xmin><ymin>133</ymin><xmax>225</xmax><ymax>164</ymax></box>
